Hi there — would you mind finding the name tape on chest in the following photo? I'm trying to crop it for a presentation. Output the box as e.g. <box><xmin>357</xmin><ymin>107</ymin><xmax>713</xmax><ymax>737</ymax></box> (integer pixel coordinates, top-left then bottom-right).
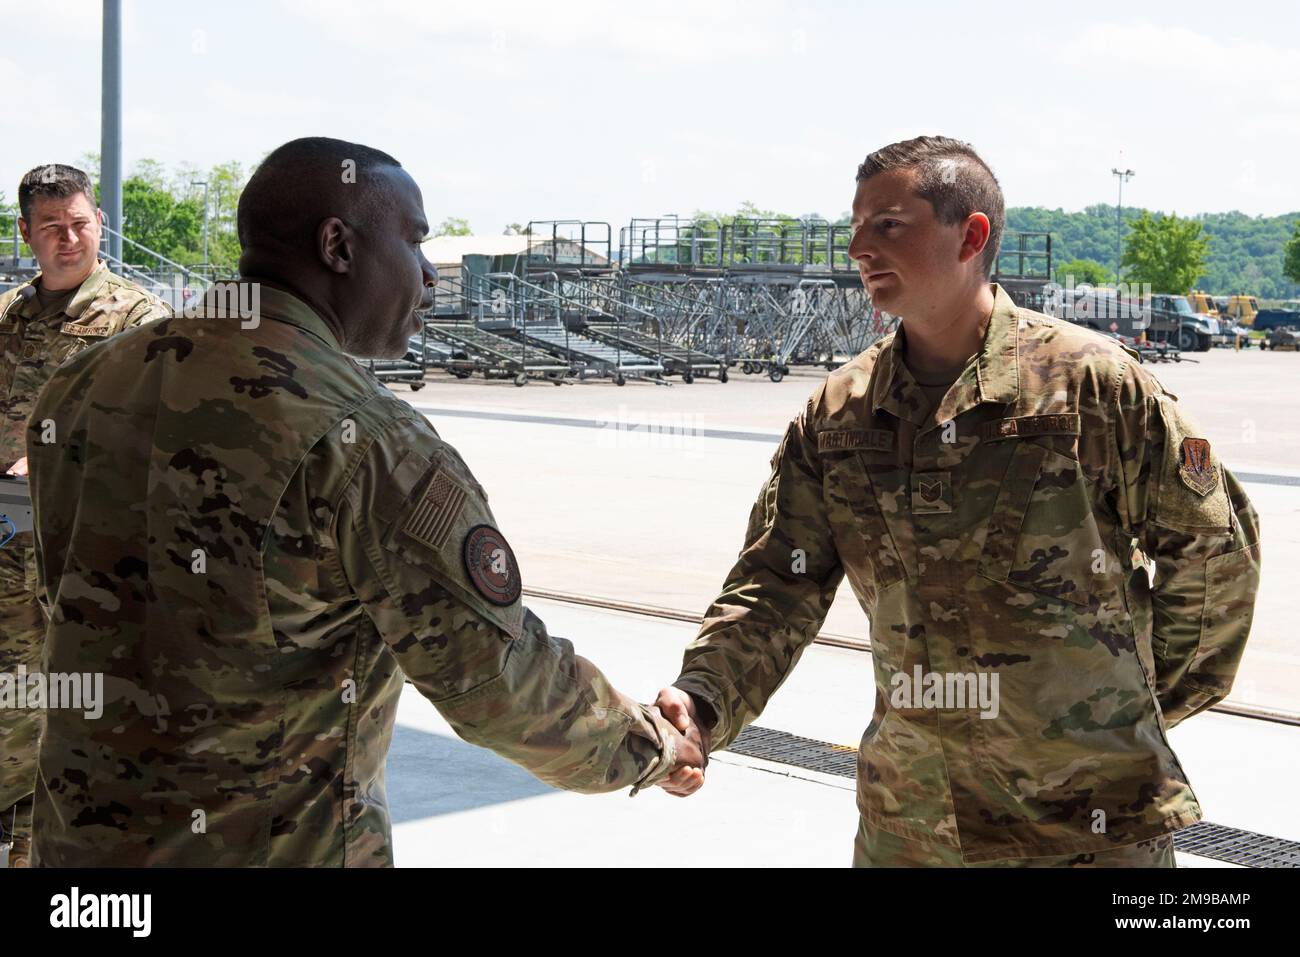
<box><xmin>817</xmin><ymin>429</ymin><xmax>895</xmax><ymax>454</ymax></box>
<box><xmin>979</xmin><ymin>413</ymin><xmax>1080</xmax><ymax>442</ymax></box>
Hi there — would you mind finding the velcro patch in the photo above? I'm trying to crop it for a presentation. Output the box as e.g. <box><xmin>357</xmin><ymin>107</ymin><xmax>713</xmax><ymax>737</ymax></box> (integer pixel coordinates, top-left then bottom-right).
<box><xmin>911</xmin><ymin>471</ymin><xmax>953</xmax><ymax>514</ymax></box>
<box><xmin>980</xmin><ymin>413</ymin><xmax>1081</xmax><ymax>442</ymax></box>
<box><xmin>1178</xmin><ymin>437</ymin><xmax>1219</xmax><ymax>497</ymax></box>
<box><xmin>818</xmin><ymin>428</ymin><xmax>894</xmax><ymax>453</ymax></box>
<box><xmin>463</xmin><ymin>524</ymin><xmax>522</xmax><ymax>607</ymax></box>
<box><xmin>59</xmin><ymin>320</ymin><xmax>113</xmax><ymax>338</ymax></box>
<box><xmin>403</xmin><ymin>467</ymin><xmax>468</xmax><ymax>550</ymax></box>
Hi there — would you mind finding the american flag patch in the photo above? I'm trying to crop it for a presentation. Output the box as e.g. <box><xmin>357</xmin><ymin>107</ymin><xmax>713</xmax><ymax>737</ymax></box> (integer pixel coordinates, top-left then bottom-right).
<box><xmin>403</xmin><ymin>468</ymin><xmax>468</xmax><ymax>550</ymax></box>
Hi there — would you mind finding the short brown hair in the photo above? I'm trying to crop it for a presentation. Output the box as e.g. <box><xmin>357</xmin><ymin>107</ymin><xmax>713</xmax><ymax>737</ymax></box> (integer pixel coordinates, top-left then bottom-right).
<box><xmin>856</xmin><ymin>136</ymin><xmax>1004</xmax><ymax>278</ymax></box>
<box><xmin>18</xmin><ymin>164</ymin><xmax>96</xmax><ymax>222</ymax></box>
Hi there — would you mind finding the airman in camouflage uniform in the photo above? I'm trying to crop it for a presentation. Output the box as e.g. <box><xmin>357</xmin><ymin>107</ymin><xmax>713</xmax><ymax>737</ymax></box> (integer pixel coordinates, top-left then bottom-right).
<box><xmin>673</xmin><ymin>285</ymin><xmax>1259</xmax><ymax>866</ymax></box>
<box><xmin>25</xmin><ymin>139</ymin><xmax>697</xmax><ymax>867</ymax></box>
<box><xmin>0</xmin><ymin>164</ymin><xmax>170</xmax><ymax>868</ymax></box>
<box><xmin>661</xmin><ymin>137</ymin><xmax>1260</xmax><ymax>866</ymax></box>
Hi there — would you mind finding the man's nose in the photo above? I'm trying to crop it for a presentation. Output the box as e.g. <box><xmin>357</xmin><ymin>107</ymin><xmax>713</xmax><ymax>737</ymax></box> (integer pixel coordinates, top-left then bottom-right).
<box><xmin>849</xmin><ymin>230</ymin><xmax>876</xmax><ymax>264</ymax></box>
<box><xmin>420</xmin><ymin>263</ymin><xmax>439</xmax><ymax>307</ymax></box>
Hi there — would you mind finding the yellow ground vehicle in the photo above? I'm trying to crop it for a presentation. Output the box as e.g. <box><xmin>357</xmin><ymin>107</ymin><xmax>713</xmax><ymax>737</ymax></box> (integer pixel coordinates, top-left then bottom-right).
<box><xmin>1215</xmin><ymin>295</ymin><xmax>1260</xmax><ymax>325</ymax></box>
<box><xmin>1188</xmin><ymin>291</ymin><xmax>1219</xmax><ymax>317</ymax></box>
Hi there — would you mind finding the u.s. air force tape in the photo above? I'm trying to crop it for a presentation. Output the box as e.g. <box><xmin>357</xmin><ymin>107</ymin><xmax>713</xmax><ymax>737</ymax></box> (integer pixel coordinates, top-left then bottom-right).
<box><xmin>462</xmin><ymin>524</ymin><xmax>522</xmax><ymax>606</ymax></box>
<box><xmin>979</xmin><ymin>413</ymin><xmax>1081</xmax><ymax>441</ymax></box>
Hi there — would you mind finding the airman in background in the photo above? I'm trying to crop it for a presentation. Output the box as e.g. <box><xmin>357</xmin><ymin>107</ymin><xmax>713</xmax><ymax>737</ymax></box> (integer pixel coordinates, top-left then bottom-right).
<box><xmin>0</xmin><ymin>163</ymin><xmax>170</xmax><ymax>868</ymax></box>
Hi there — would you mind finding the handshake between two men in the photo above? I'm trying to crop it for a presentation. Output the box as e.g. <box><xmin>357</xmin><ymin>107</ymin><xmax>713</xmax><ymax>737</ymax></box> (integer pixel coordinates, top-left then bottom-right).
<box><xmin>651</xmin><ymin>686</ymin><xmax>713</xmax><ymax>798</ymax></box>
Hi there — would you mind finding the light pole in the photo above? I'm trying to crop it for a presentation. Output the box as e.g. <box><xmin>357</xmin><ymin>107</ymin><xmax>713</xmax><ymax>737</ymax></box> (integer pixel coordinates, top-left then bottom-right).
<box><xmin>101</xmin><ymin>0</ymin><xmax>122</xmax><ymax>262</ymax></box>
<box><xmin>191</xmin><ymin>180</ymin><xmax>209</xmax><ymax>267</ymax></box>
<box><xmin>1111</xmin><ymin>167</ymin><xmax>1135</xmax><ymax>283</ymax></box>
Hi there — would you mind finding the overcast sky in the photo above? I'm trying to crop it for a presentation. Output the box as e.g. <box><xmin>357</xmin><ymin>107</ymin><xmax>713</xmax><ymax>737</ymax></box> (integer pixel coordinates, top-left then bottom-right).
<box><xmin>6</xmin><ymin>0</ymin><xmax>1298</xmax><ymax>237</ymax></box>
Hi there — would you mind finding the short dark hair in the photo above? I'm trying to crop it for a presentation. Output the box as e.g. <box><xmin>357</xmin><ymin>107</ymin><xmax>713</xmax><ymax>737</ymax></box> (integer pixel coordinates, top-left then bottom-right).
<box><xmin>237</xmin><ymin>137</ymin><xmax>403</xmax><ymax>250</ymax></box>
<box><xmin>856</xmin><ymin>136</ymin><xmax>1004</xmax><ymax>278</ymax></box>
<box><xmin>18</xmin><ymin>164</ymin><xmax>96</xmax><ymax>222</ymax></box>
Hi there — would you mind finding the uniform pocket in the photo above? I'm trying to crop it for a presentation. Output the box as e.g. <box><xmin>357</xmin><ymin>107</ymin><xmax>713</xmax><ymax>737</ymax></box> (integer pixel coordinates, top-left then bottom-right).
<box><xmin>823</xmin><ymin>454</ymin><xmax>907</xmax><ymax>601</ymax></box>
<box><xmin>978</xmin><ymin>439</ymin><xmax>1105</xmax><ymax>606</ymax></box>
<box><xmin>0</xmin><ymin>327</ymin><xmax>20</xmax><ymax>393</ymax></box>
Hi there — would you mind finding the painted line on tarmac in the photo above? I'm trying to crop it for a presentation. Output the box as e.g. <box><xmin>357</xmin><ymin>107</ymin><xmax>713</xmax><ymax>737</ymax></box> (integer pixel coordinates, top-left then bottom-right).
<box><xmin>1237</xmin><ymin>471</ymin><xmax>1300</xmax><ymax>487</ymax></box>
<box><xmin>417</xmin><ymin>406</ymin><xmax>1300</xmax><ymax>487</ymax></box>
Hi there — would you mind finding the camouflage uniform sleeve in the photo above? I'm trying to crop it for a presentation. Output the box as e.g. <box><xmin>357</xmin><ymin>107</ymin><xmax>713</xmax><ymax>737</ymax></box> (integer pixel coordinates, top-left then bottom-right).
<box><xmin>1112</xmin><ymin>362</ymin><xmax>1261</xmax><ymax>729</ymax></box>
<box><xmin>674</xmin><ymin>391</ymin><xmax>845</xmax><ymax>751</ymax></box>
<box><xmin>337</xmin><ymin>414</ymin><xmax>681</xmax><ymax>794</ymax></box>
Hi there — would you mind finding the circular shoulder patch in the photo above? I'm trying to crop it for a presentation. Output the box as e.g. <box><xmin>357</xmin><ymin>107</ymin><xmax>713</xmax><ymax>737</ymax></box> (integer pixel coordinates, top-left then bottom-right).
<box><xmin>462</xmin><ymin>524</ymin><xmax>522</xmax><ymax>607</ymax></box>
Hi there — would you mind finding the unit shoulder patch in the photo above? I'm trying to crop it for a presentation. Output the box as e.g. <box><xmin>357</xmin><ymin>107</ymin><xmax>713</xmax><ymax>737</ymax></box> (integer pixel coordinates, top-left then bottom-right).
<box><xmin>462</xmin><ymin>524</ymin><xmax>522</xmax><ymax>607</ymax></box>
<box><xmin>1178</xmin><ymin>437</ymin><xmax>1219</xmax><ymax>497</ymax></box>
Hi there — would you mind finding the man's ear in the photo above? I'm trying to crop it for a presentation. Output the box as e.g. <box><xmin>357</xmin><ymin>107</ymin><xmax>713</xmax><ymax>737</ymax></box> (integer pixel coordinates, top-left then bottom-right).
<box><xmin>958</xmin><ymin>212</ymin><xmax>991</xmax><ymax>267</ymax></box>
<box><xmin>17</xmin><ymin>217</ymin><xmax>30</xmax><ymax>244</ymax></box>
<box><xmin>317</xmin><ymin>216</ymin><xmax>354</xmax><ymax>275</ymax></box>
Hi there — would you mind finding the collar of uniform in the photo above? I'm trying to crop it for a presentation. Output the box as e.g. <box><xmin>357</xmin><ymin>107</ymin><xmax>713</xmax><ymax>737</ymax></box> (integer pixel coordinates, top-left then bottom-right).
<box><xmin>5</xmin><ymin>279</ymin><xmax>41</xmax><ymax>320</ymax></box>
<box><xmin>231</xmin><ymin>283</ymin><xmax>342</xmax><ymax>351</ymax></box>
<box><xmin>869</xmin><ymin>283</ymin><xmax>1019</xmax><ymax>424</ymax></box>
<box><xmin>62</xmin><ymin>260</ymin><xmax>113</xmax><ymax>320</ymax></box>
<box><xmin>8</xmin><ymin>261</ymin><xmax>109</xmax><ymax>321</ymax></box>
<box><xmin>868</xmin><ymin>325</ymin><xmax>928</xmax><ymax>426</ymax></box>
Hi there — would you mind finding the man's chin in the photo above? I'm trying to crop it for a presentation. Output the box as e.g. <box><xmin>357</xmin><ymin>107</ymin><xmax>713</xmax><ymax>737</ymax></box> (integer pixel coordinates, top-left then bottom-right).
<box><xmin>867</xmin><ymin>285</ymin><xmax>904</xmax><ymax>314</ymax></box>
<box><xmin>349</xmin><ymin>339</ymin><xmax>409</xmax><ymax>361</ymax></box>
<box><xmin>43</xmin><ymin>258</ymin><xmax>96</xmax><ymax>288</ymax></box>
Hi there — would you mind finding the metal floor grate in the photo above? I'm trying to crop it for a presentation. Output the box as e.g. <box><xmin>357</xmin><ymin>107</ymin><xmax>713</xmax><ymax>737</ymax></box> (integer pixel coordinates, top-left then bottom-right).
<box><xmin>728</xmin><ymin>725</ymin><xmax>1299</xmax><ymax>868</ymax></box>
<box><xmin>1173</xmin><ymin>821</ymin><xmax>1300</xmax><ymax>868</ymax></box>
<box><xmin>731</xmin><ymin>725</ymin><xmax>859</xmax><ymax>777</ymax></box>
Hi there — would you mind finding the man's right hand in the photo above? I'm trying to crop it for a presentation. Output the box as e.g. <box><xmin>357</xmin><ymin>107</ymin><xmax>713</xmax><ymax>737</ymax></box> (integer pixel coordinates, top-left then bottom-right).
<box><xmin>5</xmin><ymin>455</ymin><xmax>27</xmax><ymax>476</ymax></box>
<box><xmin>655</xmin><ymin>686</ymin><xmax>712</xmax><ymax>798</ymax></box>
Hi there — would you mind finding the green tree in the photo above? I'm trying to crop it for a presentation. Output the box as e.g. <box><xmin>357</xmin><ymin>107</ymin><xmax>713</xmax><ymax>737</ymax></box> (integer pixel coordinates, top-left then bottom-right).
<box><xmin>1284</xmin><ymin>221</ymin><xmax>1300</xmax><ymax>286</ymax></box>
<box><xmin>435</xmin><ymin>217</ymin><xmax>472</xmax><ymax>237</ymax></box>
<box><xmin>1120</xmin><ymin>212</ymin><xmax>1211</xmax><ymax>294</ymax></box>
<box><xmin>1054</xmin><ymin>257</ymin><xmax>1113</xmax><ymax>286</ymax></box>
<box><xmin>120</xmin><ymin>176</ymin><xmax>201</xmax><ymax>265</ymax></box>
<box><xmin>202</xmin><ymin>161</ymin><xmax>247</xmax><ymax>274</ymax></box>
